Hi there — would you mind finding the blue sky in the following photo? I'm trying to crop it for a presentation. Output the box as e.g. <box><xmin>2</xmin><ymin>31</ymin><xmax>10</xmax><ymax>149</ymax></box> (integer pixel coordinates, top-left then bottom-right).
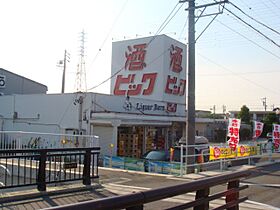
<box><xmin>0</xmin><ymin>0</ymin><xmax>279</xmax><ymax>113</ymax></box>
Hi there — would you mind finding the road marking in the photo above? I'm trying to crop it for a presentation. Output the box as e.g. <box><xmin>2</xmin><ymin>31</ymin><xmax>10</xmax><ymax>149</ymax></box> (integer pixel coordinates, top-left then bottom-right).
<box><xmin>99</xmin><ymin>177</ymin><xmax>131</xmax><ymax>184</ymax></box>
<box><xmin>245</xmin><ymin>200</ymin><xmax>280</xmax><ymax>210</ymax></box>
<box><xmin>103</xmin><ymin>183</ymin><xmax>279</xmax><ymax>209</ymax></box>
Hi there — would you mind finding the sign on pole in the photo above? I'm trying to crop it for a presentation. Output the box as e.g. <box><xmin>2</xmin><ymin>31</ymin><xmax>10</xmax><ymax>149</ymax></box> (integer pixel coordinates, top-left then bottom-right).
<box><xmin>227</xmin><ymin>118</ymin><xmax>241</xmax><ymax>151</ymax></box>
<box><xmin>252</xmin><ymin>121</ymin><xmax>264</xmax><ymax>140</ymax></box>
<box><xmin>273</xmin><ymin>124</ymin><xmax>280</xmax><ymax>150</ymax></box>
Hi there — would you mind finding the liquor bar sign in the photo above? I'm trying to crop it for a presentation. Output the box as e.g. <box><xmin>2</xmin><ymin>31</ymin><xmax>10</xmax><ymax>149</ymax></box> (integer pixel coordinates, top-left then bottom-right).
<box><xmin>110</xmin><ymin>35</ymin><xmax>186</xmax><ymax>105</ymax></box>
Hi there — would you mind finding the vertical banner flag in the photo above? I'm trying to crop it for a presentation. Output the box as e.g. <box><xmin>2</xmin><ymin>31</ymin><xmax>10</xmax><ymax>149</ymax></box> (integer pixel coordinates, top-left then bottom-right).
<box><xmin>272</xmin><ymin>124</ymin><xmax>280</xmax><ymax>150</ymax></box>
<box><xmin>253</xmin><ymin>121</ymin><xmax>264</xmax><ymax>139</ymax></box>
<box><xmin>227</xmin><ymin>118</ymin><xmax>241</xmax><ymax>151</ymax></box>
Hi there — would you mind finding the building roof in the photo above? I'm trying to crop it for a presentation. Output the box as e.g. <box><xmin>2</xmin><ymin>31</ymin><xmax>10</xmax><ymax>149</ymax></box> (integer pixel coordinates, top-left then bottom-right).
<box><xmin>0</xmin><ymin>68</ymin><xmax>48</xmax><ymax>89</ymax></box>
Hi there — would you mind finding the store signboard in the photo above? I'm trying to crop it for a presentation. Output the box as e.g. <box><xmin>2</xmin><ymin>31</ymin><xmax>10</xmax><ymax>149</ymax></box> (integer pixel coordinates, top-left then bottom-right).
<box><xmin>92</xmin><ymin>94</ymin><xmax>185</xmax><ymax>116</ymax></box>
<box><xmin>0</xmin><ymin>74</ymin><xmax>6</xmax><ymax>88</ymax></box>
<box><xmin>111</xmin><ymin>35</ymin><xmax>186</xmax><ymax>105</ymax></box>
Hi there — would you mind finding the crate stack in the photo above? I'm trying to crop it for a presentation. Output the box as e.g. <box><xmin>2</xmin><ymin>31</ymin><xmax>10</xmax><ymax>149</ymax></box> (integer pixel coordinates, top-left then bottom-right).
<box><xmin>137</xmin><ymin>129</ymin><xmax>144</xmax><ymax>157</ymax></box>
<box><xmin>146</xmin><ymin>136</ymin><xmax>154</xmax><ymax>151</ymax></box>
<box><xmin>118</xmin><ymin>137</ymin><xmax>125</xmax><ymax>156</ymax></box>
<box><xmin>118</xmin><ymin>134</ymin><xmax>140</xmax><ymax>158</ymax></box>
<box><xmin>157</xmin><ymin>136</ymin><xmax>165</xmax><ymax>149</ymax></box>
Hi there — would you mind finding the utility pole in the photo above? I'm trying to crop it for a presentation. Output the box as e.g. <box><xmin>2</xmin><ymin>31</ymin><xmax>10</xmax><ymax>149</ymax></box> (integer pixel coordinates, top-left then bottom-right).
<box><xmin>210</xmin><ymin>105</ymin><xmax>216</xmax><ymax>118</ymax></box>
<box><xmin>222</xmin><ymin>104</ymin><xmax>226</xmax><ymax>114</ymax></box>
<box><xmin>262</xmin><ymin>97</ymin><xmax>267</xmax><ymax>112</ymax></box>
<box><xmin>180</xmin><ymin>0</ymin><xmax>228</xmax><ymax>173</ymax></box>
<box><xmin>61</xmin><ymin>50</ymin><xmax>70</xmax><ymax>93</ymax></box>
<box><xmin>186</xmin><ymin>0</ymin><xmax>196</xmax><ymax>173</ymax></box>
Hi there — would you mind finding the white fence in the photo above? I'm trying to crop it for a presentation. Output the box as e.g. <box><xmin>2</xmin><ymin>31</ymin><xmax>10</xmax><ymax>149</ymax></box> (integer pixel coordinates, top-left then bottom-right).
<box><xmin>179</xmin><ymin>141</ymin><xmax>277</xmax><ymax>176</ymax></box>
<box><xmin>0</xmin><ymin>131</ymin><xmax>99</xmax><ymax>150</ymax></box>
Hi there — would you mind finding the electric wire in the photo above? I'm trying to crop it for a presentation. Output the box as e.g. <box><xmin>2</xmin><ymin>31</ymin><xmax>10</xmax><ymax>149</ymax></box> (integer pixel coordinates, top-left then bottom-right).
<box><xmin>196</xmin><ymin>13</ymin><xmax>218</xmax><ymax>42</ymax></box>
<box><xmin>198</xmin><ymin>70</ymin><xmax>280</xmax><ymax>77</ymax></box>
<box><xmin>87</xmin><ymin>2</ymin><xmax>185</xmax><ymax>91</ymax></box>
<box><xmin>198</xmin><ymin>52</ymin><xmax>280</xmax><ymax>96</ymax></box>
<box><xmin>87</xmin><ymin>46</ymin><xmax>171</xmax><ymax>91</ymax></box>
<box><xmin>148</xmin><ymin>2</ymin><xmax>184</xmax><ymax>46</ymax></box>
<box><xmin>178</xmin><ymin>14</ymin><xmax>188</xmax><ymax>41</ymax></box>
<box><xmin>261</xmin><ymin>0</ymin><xmax>280</xmax><ymax>19</ymax></box>
<box><xmin>88</xmin><ymin>0</ymin><xmax>129</xmax><ymax>70</ymax></box>
<box><xmin>229</xmin><ymin>1</ymin><xmax>280</xmax><ymax>36</ymax></box>
<box><xmin>267</xmin><ymin>0</ymin><xmax>280</xmax><ymax>11</ymax></box>
<box><xmin>215</xmin><ymin>18</ymin><xmax>280</xmax><ymax>60</ymax></box>
<box><xmin>220</xmin><ymin>1</ymin><xmax>280</xmax><ymax>49</ymax></box>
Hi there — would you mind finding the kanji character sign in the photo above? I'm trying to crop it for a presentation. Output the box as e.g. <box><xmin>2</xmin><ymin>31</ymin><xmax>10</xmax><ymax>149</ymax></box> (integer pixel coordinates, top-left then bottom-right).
<box><xmin>227</xmin><ymin>118</ymin><xmax>241</xmax><ymax>151</ymax></box>
<box><xmin>125</xmin><ymin>44</ymin><xmax>147</xmax><ymax>71</ymax></box>
<box><xmin>170</xmin><ymin>45</ymin><xmax>183</xmax><ymax>73</ymax></box>
<box><xmin>273</xmin><ymin>124</ymin><xmax>280</xmax><ymax>150</ymax></box>
<box><xmin>253</xmin><ymin>121</ymin><xmax>264</xmax><ymax>139</ymax></box>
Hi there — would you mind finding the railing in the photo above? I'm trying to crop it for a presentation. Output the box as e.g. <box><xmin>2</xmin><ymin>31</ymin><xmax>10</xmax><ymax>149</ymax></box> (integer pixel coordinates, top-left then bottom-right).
<box><xmin>45</xmin><ymin>170</ymin><xmax>250</xmax><ymax>210</ymax></box>
<box><xmin>179</xmin><ymin>142</ymin><xmax>277</xmax><ymax>176</ymax></box>
<box><xmin>0</xmin><ymin>131</ymin><xmax>99</xmax><ymax>150</ymax></box>
<box><xmin>0</xmin><ymin>147</ymin><xmax>100</xmax><ymax>191</ymax></box>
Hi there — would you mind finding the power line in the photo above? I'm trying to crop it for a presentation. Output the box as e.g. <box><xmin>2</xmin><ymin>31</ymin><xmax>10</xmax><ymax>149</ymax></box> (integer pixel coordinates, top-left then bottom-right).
<box><xmin>198</xmin><ymin>70</ymin><xmax>280</xmax><ymax>77</ymax></box>
<box><xmin>261</xmin><ymin>0</ymin><xmax>280</xmax><ymax>19</ymax></box>
<box><xmin>215</xmin><ymin>18</ymin><xmax>280</xmax><ymax>60</ymax></box>
<box><xmin>198</xmin><ymin>52</ymin><xmax>280</xmax><ymax>96</ymax></box>
<box><xmin>88</xmin><ymin>0</ymin><xmax>129</xmax><ymax>70</ymax></box>
<box><xmin>221</xmin><ymin>1</ymin><xmax>280</xmax><ymax>49</ymax></box>
<box><xmin>229</xmin><ymin>1</ymin><xmax>280</xmax><ymax>36</ymax></box>
<box><xmin>148</xmin><ymin>2</ymin><xmax>184</xmax><ymax>46</ymax></box>
<box><xmin>87</xmin><ymin>47</ymin><xmax>171</xmax><ymax>91</ymax></box>
<box><xmin>178</xmin><ymin>14</ymin><xmax>188</xmax><ymax>41</ymax></box>
<box><xmin>267</xmin><ymin>0</ymin><xmax>280</xmax><ymax>11</ymax></box>
<box><xmin>87</xmin><ymin>2</ymin><xmax>185</xmax><ymax>91</ymax></box>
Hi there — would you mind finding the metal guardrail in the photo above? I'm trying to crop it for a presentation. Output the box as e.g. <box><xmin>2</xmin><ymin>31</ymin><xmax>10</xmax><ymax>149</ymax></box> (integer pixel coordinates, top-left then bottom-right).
<box><xmin>0</xmin><ymin>131</ymin><xmax>99</xmax><ymax>150</ymax></box>
<box><xmin>98</xmin><ymin>142</ymin><xmax>277</xmax><ymax>176</ymax></box>
<box><xmin>179</xmin><ymin>142</ymin><xmax>277</xmax><ymax>176</ymax></box>
<box><xmin>45</xmin><ymin>170</ymin><xmax>250</xmax><ymax>210</ymax></box>
<box><xmin>0</xmin><ymin>147</ymin><xmax>100</xmax><ymax>191</ymax></box>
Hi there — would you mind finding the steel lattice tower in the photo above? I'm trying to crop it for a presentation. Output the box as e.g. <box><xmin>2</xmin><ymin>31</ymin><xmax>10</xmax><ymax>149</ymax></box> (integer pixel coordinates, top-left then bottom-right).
<box><xmin>75</xmin><ymin>30</ymin><xmax>87</xmax><ymax>92</ymax></box>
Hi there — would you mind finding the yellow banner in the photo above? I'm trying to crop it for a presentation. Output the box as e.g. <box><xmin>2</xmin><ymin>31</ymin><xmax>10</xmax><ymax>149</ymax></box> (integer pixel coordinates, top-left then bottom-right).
<box><xmin>210</xmin><ymin>146</ymin><xmax>236</xmax><ymax>160</ymax></box>
<box><xmin>210</xmin><ymin>145</ymin><xmax>257</xmax><ymax>160</ymax></box>
<box><xmin>237</xmin><ymin>145</ymin><xmax>257</xmax><ymax>157</ymax></box>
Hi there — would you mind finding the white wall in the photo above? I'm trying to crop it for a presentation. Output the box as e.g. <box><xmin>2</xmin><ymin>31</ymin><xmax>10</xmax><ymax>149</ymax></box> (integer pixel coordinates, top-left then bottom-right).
<box><xmin>0</xmin><ymin>93</ymin><xmax>91</xmax><ymax>133</ymax></box>
<box><xmin>92</xmin><ymin>125</ymin><xmax>114</xmax><ymax>156</ymax></box>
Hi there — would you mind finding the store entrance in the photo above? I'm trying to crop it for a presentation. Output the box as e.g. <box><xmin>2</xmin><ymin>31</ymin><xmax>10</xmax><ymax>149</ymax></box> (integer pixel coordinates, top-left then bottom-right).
<box><xmin>117</xmin><ymin>126</ymin><xmax>169</xmax><ymax>158</ymax></box>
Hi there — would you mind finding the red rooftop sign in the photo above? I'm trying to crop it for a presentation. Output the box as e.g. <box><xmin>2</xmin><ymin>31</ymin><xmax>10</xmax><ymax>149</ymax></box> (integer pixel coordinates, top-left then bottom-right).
<box><xmin>110</xmin><ymin>35</ymin><xmax>186</xmax><ymax>106</ymax></box>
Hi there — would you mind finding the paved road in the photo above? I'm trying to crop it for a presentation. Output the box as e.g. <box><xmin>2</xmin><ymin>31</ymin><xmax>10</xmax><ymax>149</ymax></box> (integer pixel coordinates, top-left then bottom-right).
<box><xmin>98</xmin><ymin>163</ymin><xmax>280</xmax><ymax>209</ymax></box>
<box><xmin>240</xmin><ymin>163</ymin><xmax>280</xmax><ymax>207</ymax></box>
<box><xmin>0</xmin><ymin>162</ymin><xmax>279</xmax><ymax>209</ymax></box>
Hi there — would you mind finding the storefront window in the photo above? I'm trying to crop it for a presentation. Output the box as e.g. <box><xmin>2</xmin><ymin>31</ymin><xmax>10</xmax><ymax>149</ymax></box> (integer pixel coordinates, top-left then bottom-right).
<box><xmin>117</xmin><ymin>122</ymin><xmax>184</xmax><ymax>158</ymax></box>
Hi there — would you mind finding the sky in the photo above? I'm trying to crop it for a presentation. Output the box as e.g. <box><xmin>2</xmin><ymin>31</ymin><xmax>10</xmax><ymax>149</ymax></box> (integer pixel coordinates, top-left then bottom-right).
<box><xmin>1</xmin><ymin>0</ymin><xmax>280</xmax><ymax>113</ymax></box>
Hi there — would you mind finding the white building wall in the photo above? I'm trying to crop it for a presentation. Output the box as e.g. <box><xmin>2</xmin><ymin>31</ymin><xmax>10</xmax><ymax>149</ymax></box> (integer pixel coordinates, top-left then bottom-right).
<box><xmin>92</xmin><ymin>125</ymin><xmax>114</xmax><ymax>156</ymax></box>
<box><xmin>0</xmin><ymin>93</ymin><xmax>90</xmax><ymax>133</ymax></box>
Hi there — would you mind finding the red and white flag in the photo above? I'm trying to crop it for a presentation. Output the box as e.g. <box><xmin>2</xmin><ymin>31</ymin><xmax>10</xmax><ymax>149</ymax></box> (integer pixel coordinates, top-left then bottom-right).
<box><xmin>273</xmin><ymin>124</ymin><xmax>280</xmax><ymax>150</ymax></box>
<box><xmin>227</xmin><ymin>118</ymin><xmax>241</xmax><ymax>151</ymax></box>
<box><xmin>253</xmin><ymin>121</ymin><xmax>264</xmax><ymax>139</ymax></box>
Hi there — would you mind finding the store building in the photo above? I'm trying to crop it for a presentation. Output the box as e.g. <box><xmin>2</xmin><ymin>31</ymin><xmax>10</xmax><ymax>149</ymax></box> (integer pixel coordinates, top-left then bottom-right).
<box><xmin>0</xmin><ymin>35</ymin><xmax>187</xmax><ymax>157</ymax></box>
<box><xmin>0</xmin><ymin>68</ymin><xmax>48</xmax><ymax>95</ymax></box>
<box><xmin>107</xmin><ymin>34</ymin><xmax>187</xmax><ymax>157</ymax></box>
<box><xmin>0</xmin><ymin>92</ymin><xmax>185</xmax><ymax>157</ymax></box>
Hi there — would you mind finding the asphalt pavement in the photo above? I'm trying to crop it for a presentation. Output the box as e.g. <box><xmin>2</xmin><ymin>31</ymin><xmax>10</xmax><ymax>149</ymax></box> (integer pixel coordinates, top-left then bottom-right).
<box><xmin>0</xmin><ymin>155</ymin><xmax>279</xmax><ymax>210</ymax></box>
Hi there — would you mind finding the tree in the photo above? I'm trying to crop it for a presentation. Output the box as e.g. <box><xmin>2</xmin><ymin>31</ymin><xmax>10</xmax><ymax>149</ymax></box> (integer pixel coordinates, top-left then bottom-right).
<box><xmin>237</xmin><ymin>105</ymin><xmax>251</xmax><ymax>124</ymax></box>
<box><xmin>262</xmin><ymin>113</ymin><xmax>279</xmax><ymax>136</ymax></box>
